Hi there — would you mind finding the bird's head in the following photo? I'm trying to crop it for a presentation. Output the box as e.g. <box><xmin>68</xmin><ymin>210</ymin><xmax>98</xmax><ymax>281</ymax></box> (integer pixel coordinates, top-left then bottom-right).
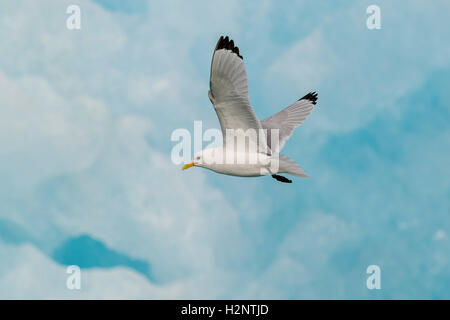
<box><xmin>182</xmin><ymin>148</ymin><xmax>219</xmax><ymax>171</ymax></box>
<box><xmin>181</xmin><ymin>151</ymin><xmax>201</xmax><ymax>171</ymax></box>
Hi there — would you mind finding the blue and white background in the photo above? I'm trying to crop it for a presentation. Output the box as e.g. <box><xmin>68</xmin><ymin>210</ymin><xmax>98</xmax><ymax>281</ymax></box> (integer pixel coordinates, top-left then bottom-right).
<box><xmin>0</xmin><ymin>0</ymin><xmax>449</xmax><ymax>299</ymax></box>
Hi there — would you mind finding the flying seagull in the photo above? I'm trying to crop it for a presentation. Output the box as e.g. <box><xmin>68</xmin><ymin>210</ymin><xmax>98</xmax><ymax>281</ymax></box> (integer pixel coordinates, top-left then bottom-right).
<box><xmin>182</xmin><ymin>35</ymin><xmax>318</xmax><ymax>183</ymax></box>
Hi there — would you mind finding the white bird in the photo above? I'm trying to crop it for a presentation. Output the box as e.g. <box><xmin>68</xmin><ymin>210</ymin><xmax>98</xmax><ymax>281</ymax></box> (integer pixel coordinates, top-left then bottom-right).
<box><xmin>182</xmin><ymin>35</ymin><xmax>318</xmax><ymax>183</ymax></box>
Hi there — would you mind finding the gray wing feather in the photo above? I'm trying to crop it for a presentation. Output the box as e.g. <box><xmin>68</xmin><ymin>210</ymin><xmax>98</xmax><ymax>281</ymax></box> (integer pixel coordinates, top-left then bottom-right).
<box><xmin>261</xmin><ymin>92</ymin><xmax>317</xmax><ymax>153</ymax></box>
<box><xmin>209</xmin><ymin>36</ymin><xmax>268</xmax><ymax>153</ymax></box>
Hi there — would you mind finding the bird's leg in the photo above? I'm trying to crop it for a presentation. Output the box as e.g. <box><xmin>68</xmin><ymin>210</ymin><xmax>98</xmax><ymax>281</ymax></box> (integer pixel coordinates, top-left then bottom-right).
<box><xmin>271</xmin><ymin>174</ymin><xmax>292</xmax><ymax>183</ymax></box>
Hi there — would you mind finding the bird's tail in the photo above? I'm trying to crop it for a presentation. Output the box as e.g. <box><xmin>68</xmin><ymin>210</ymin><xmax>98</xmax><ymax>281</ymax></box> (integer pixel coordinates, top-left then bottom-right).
<box><xmin>276</xmin><ymin>154</ymin><xmax>309</xmax><ymax>178</ymax></box>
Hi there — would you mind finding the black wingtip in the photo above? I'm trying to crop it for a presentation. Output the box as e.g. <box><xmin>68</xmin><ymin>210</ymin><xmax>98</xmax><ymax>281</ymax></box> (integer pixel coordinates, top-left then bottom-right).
<box><xmin>272</xmin><ymin>174</ymin><xmax>292</xmax><ymax>183</ymax></box>
<box><xmin>215</xmin><ymin>35</ymin><xmax>243</xmax><ymax>60</ymax></box>
<box><xmin>299</xmin><ymin>91</ymin><xmax>318</xmax><ymax>105</ymax></box>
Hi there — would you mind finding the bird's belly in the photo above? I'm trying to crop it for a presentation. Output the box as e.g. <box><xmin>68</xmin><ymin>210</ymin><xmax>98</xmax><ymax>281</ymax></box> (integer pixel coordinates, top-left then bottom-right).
<box><xmin>209</xmin><ymin>163</ymin><xmax>270</xmax><ymax>177</ymax></box>
<box><xmin>211</xmin><ymin>165</ymin><xmax>263</xmax><ymax>177</ymax></box>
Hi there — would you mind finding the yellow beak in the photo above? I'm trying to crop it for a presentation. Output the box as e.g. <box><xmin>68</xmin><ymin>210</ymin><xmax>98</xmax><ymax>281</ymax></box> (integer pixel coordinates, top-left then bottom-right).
<box><xmin>182</xmin><ymin>162</ymin><xmax>194</xmax><ymax>170</ymax></box>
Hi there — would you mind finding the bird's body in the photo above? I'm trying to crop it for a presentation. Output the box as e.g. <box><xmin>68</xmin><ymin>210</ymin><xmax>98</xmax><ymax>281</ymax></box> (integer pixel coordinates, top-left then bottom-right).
<box><xmin>203</xmin><ymin>156</ymin><xmax>270</xmax><ymax>177</ymax></box>
<box><xmin>192</xmin><ymin>147</ymin><xmax>272</xmax><ymax>177</ymax></box>
<box><xmin>182</xmin><ymin>36</ymin><xmax>318</xmax><ymax>183</ymax></box>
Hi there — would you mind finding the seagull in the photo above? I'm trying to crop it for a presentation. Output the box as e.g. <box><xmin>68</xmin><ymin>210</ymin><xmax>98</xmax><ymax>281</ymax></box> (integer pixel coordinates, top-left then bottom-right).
<box><xmin>182</xmin><ymin>35</ymin><xmax>318</xmax><ymax>183</ymax></box>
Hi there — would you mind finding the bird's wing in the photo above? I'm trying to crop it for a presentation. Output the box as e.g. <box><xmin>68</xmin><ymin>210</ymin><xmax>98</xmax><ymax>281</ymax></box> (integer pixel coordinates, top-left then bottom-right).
<box><xmin>209</xmin><ymin>36</ymin><xmax>268</xmax><ymax>154</ymax></box>
<box><xmin>261</xmin><ymin>92</ymin><xmax>317</xmax><ymax>153</ymax></box>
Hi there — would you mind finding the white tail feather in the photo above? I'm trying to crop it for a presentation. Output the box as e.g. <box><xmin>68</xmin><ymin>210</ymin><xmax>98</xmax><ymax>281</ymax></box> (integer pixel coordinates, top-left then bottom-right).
<box><xmin>277</xmin><ymin>154</ymin><xmax>309</xmax><ymax>178</ymax></box>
